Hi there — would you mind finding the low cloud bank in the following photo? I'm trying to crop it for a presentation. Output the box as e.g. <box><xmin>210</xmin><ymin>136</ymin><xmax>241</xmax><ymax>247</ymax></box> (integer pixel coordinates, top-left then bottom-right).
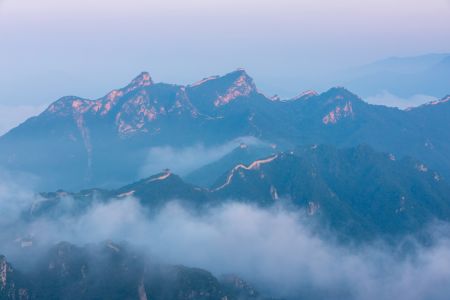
<box><xmin>139</xmin><ymin>136</ymin><xmax>265</xmax><ymax>177</ymax></box>
<box><xmin>365</xmin><ymin>91</ymin><xmax>437</xmax><ymax>109</ymax></box>
<box><xmin>1</xmin><ymin>177</ymin><xmax>450</xmax><ymax>299</ymax></box>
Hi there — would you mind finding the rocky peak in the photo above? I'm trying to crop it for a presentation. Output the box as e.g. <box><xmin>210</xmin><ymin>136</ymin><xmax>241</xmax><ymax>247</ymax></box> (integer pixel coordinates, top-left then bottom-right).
<box><xmin>189</xmin><ymin>69</ymin><xmax>255</xmax><ymax>90</ymax></box>
<box><xmin>225</xmin><ymin>69</ymin><xmax>255</xmax><ymax>88</ymax></box>
<box><xmin>318</xmin><ymin>87</ymin><xmax>361</xmax><ymax>124</ymax></box>
<box><xmin>184</xmin><ymin>69</ymin><xmax>258</xmax><ymax>112</ymax></box>
<box><xmin>125</xmin><ymin>72</ymin><xmax>154</xmax><ymax>92</ymax></box>
<box><xmin>322</xmin><ymin>87</ymin><xmax>360</xmax><ymax>101</ymax></box>
<box><xmin>43</xmin><ymin>72</ymin><xmax>156</xmax><ymax>118</ymax></box>
<box><xmin>213</xmin><ymin>69</ymin><xmax>257</xmax><ymax>107</ymax></box>
<box><xmin>44</xmin><ymin>96</ymin><xmax>90</xmax><ymax>116</ymax></box>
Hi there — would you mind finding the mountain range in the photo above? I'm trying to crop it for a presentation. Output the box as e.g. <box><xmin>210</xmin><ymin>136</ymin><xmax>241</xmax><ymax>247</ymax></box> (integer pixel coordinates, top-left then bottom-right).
<box><xmin>1</xmin><ymin>69</ymin><xmax>450</xmax><ymax>300</ymax></box>
<box><xmin>29</xmin><ymin>145</ymin><xmax>450</xmax><ymax>241</ymax></box>
<box><xmin>0</xmin><ymin>69</ymin><xmax>449</xmax><ymax>191</ymax></box>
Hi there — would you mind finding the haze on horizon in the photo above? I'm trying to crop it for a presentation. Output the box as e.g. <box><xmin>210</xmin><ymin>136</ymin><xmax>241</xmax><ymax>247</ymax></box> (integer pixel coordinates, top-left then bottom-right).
<box><xmin>0</xmin><ymin>0</ymin><xmax>449</xmax><ymax>134</ymax></box>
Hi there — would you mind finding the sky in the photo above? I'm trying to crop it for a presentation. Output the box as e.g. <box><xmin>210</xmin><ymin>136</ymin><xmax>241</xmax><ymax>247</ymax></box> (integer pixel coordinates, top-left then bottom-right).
<box><xmin>0</xmin><ymin>0</ymin><xmax>450</xmax><ymax>134</ymax></box>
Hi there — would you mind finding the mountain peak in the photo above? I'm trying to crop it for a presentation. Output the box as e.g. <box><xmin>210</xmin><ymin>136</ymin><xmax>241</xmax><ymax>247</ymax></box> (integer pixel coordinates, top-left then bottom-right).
<box><xmin>224</xmin><ymin>68</ymin><xmax>254</xmax><ymax>84</ymax></box>
<box><xmin>186</xmin><ymin>69</ymin><xmax>257</xmax><ymax>110</ymax></box>
<box><xmin>125</xmin><ymin>72</ymin><xmax>153</xmax><ymax>91</ymax></box>
<box><xmin>319</xmin><ymin>87</ymin><xmax>359</xmax><ymax>125</ymax></box>
<box><xmin>230</xmin><ymin>67</ymin><xmax>250</xmax><ymax>76</ymax></box>
<box><xmin>324</xmin><ymin>86</ymin><xmax>356</xmax><ymax>96</ymax></box>
<box><xmin>320</xmin><ymin>87</ymin><xmax>364</xmax><ymax>105</ymax></box>
<box><xmin>213</xmin><ymin>69</ymin><xmax>256</xmax><ymax>107</ymax></box>
<box><xmin>44</xmin><ymin>96</ymin><xmax>89</xmax><ymax>116</ymax></box>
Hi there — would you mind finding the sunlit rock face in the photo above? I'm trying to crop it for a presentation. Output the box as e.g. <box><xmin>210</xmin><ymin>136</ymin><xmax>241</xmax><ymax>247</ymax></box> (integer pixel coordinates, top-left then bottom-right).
<box><xmin>114</xmin><ymin>86</ymin><xmax>198</xmax><ymax>136</ymax></box>
<box><xmin>213</xmin><ymin>71</ymin><xmax>256</xmax><ymax>107</ymax></box>
<box><xmin>322</xmin><ymin>101</ymin><xmax>354</xmax><ymax>125</ymax></box>
<box><xmin>186</xmin><ymin>69</ymin><xmax>258</xmax><ymax>114</ymax></box>
<box><xmin>41</xmin><ymin>73</ymin><xmax>203</xmax><ymax>151</ymax></box>
<box><xmin>41</xmin><ymin>69</ymin><xmax>260</xmax><ymax>150</ymax></box>
<box><xmin>45</xmin><ymin>72</ymin><xmax>153</xmax><ymax>117</ymax></box>
<box><xmin>316</xmin><ymin>87</ymin><xmax>360</xmax><ymax>125</ymax></box>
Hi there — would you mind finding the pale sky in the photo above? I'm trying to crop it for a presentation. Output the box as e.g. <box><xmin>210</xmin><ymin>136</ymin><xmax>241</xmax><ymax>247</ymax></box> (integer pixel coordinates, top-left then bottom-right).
<box><xmin>0</xmin><ymin>0</ymin><xmax>450</xmax><ymax>133</ymax></box>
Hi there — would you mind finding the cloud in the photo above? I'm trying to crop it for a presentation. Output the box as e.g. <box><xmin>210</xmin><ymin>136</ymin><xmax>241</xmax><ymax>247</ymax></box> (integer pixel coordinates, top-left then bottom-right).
<box><xmin>364</xmin><ymin>91</ymin><xmax>437</xmax><ymax>109</ymax></box>
<box><xmin>2</xmin><ymin>181</ymin><xmax>450</xmax><ymax>300</ymax></box>
<box><xmin>139</xmin><ymin>136</ymin><xmax>265</xmax><ymax>177</ymax></box>
<box><xmin>0</xmin><ymin>104</ymin><xmax>46</xmax><ymax>136</ymax></box>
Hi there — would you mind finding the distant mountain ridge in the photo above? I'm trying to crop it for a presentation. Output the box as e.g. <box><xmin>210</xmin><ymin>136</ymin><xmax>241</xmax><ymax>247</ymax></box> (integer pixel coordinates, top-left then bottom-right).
<box><xmin>0</xmin><ymin>70</ymin><xmax>449</xmax><ymax>190</ymax></box>
<box><xmin>343</xmin><ymin>53</ymin><xmax>450</xmax><ymax>98</ymax></box>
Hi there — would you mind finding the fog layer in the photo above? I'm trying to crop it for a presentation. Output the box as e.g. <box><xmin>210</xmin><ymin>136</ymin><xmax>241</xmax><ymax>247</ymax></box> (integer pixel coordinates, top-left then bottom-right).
<box><xmin>1</xmin><ymin>174</ymin><xmax>450</xmax><ymax>300</ymax></box>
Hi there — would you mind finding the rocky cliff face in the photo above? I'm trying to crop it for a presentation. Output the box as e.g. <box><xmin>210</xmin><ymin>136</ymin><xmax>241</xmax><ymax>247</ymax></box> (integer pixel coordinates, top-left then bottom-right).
<box><xmin>0</xmin><ymin>243</ymin><xmax>274</xmax><ymax>300</ymax></box>
<box><xmin>0</xmin><ymin>256</ymin><xmax>30</xmax><ymax>300</ymax></box>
